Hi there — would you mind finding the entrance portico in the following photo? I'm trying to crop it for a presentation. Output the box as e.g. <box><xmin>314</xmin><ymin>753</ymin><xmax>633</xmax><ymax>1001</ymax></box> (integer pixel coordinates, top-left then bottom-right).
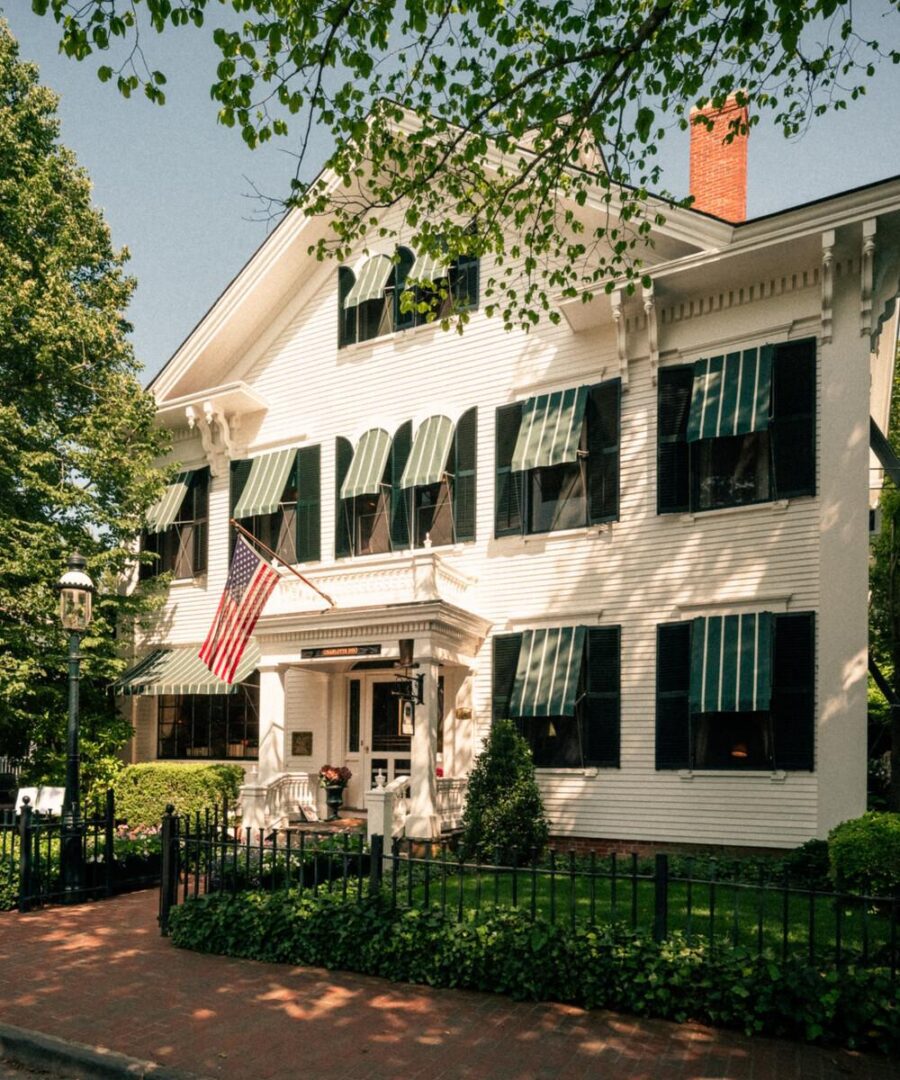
<box><xmin>245</xmin><ymin>554</ymin><xmax>490</xmax><ymax>836</ymax></box>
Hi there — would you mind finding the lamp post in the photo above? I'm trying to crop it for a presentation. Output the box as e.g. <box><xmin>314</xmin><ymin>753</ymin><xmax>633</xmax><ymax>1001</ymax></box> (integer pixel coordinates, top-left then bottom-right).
<box><xmin>58</xmin><ymin>551</ymin><xmax>94</xmax><ymax>900</ymax></box>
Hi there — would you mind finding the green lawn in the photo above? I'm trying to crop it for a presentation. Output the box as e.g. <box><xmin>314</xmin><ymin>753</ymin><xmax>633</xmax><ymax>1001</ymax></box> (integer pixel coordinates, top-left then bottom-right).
<box><xmin>397</xmin><ymin>859</ymin><xmax>896</xmax><ymax>966</ymax></box>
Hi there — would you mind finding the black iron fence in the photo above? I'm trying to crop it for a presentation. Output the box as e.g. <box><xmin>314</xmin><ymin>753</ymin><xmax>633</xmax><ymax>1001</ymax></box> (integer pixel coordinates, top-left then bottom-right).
<box><xmin>158</xmin><ymin>816</ymin><xmax>899</xmax><ymax>979</ymax></box>
<box><xmin>1</xmin><ymin>790</ymin><xmax>161</xmax><ymax>911</ymax></box>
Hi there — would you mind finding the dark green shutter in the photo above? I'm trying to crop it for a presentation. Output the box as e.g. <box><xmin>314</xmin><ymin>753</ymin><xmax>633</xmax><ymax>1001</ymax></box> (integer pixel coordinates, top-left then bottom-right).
<box><xmin>658</xmin><ymin>367</ymin><xmax>693</xmax><ymax>514</ymax></box>
<box><xmin>394</xmin><ymin>247</ymin><xmax>416</xmax><ymax>331</ymax></box>
<box><xmin>334</xmin><ymin>437</ymin><xmax>354</xmax><ymax>558</ymax></box>
<box><xmin>495</xmin><ymin>402</ymin><xmax>524</xmax><ymax>536</ymax></box>
<box><xmin>771</xmin><ymin>338</ymin><xmax>816</xmax><ymax>498</ymax></box>
<box><xmin>656</xmin><ymin>622</ymin><xmax>692</xmax><ymax>769</ymax></box>
<box><xmin>390</xmin><ymin>420</ymin><xmax>412</xmax><ymax>549</ymax></box>
<box><xmin>492</xmin><ymin>633</ymin><xmax>523</xmax><ymax>722</ymax></box>
<box><xmin>229</xmin><ymin>460</ymin><xmax>252</xmax><ymax>557</ymax></box>
<box><xmin>584</xmin><ymin>626</ymin><xmax>620</xmax><ymax>766</ymax></box>
<box><xmin>771</xmin><ymin>613</ymin><xmax>815</xmax><ymax>770</ymax></box>
<box><xmin>139</xmin><ymin>532</ymin><xmax>159</xmax><ymax>580</ymax></box>
<box><xmin>454</xmin><ymin>407</ymin><xmax>477</xmax><ymax>542</ymax></box>
<box><xmin>338</xmin><ymin>267</ymin><xmax>357</xmax><ymax>348</ymax></box>
<box><xmin>588</xmin><ymin>380</ymin><xmax>620</xmax><ymax>524</ymax></box>
<box><xmin>348</xmin><ymin>679</ymin><xmax>361</xmax><ymax>753</ymax></box>
<box><xmin>191</xmin><ymin>468</ymin><xmax>209</xmax><ymax>575</ymax></box>
<box><xmin>295</xmin><ymin>445</ymin><xmax>320</xmax><ymax>562</ymax></box>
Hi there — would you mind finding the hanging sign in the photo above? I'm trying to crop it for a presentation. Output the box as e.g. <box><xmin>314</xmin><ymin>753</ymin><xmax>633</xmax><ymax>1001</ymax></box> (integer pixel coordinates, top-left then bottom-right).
<box><xmin>300</xmin><ymin>643</ymin><xmax>382</xmax><ymax>659</ymax></box>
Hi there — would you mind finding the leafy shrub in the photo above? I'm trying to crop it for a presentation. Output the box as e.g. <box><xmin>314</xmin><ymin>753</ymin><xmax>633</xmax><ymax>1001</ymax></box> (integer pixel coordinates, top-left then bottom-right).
<box><xmin>460</xmin><ymin>718</ymin><xmax>548</xmax><ymax>861</ymax></box>
<box><xmin>0</xmin><ymin>854</ymin><xmax>17</xmax><ymax>911</ymax></box>
<box><xmin>781</xmin><ymin>839</ymin><xmax>832</xmax><ymax>891</ymax></box>
<box><xmin>112</xmin><ymin>763</ymin><xmax>243</xmax><ymax>828</ymax></box>
<box><xmin>169</xmin><ymin>891</ymin><xmax>900</xmax><ymax>1055</ymax></box>
<box><xmin>829</xmin><ymin>812</ymin><xmax>900</xmax><ymax>895</ymax></box>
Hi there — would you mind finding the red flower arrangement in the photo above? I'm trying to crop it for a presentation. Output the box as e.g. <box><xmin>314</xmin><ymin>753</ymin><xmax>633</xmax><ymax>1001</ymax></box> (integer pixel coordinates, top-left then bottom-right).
<box><xmin>318</xmin><ymin>764</ymin><xmax>352</xmax><ymax>788</ymax></box>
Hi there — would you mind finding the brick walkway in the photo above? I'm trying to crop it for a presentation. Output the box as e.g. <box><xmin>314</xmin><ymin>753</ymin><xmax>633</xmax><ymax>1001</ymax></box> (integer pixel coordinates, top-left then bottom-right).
<box><xmin>0</xmin><ymin>891</ymin><xmax>896</xmax><ymax>1080</ymax></box>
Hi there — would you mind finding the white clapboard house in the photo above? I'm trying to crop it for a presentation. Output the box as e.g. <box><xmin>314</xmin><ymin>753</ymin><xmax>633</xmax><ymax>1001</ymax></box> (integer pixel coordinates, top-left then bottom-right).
<box><xmin>116</xmin><ymin>104</ymin><xmax>900</xmax><ymax>849</ymax></box>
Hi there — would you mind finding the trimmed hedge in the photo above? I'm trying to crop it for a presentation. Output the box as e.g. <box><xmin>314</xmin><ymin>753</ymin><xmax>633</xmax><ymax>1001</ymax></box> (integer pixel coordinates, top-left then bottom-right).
<box><xmin>112</xmin><ymin>763</ymin><xmax>243</xmax><ymax>827</ymax></box>
<box><xmin>829</xmin><ymin>813</ymin><xmax>900</xmax><ymax>896</ymax></box>
<box><xmin>169</xmin><ymin>890</ymin><xmax>900</xmax><ymax>1055</ymax></box>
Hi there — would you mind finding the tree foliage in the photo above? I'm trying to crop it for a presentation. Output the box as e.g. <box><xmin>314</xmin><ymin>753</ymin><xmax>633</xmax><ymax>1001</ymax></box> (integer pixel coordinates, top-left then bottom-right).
<box><xmin>32</xmin><ymin>1</ymin><xmax>899</xmax><ymax>330</ymax></box>
<box><xmin>0</xmin><ymin>21</ymin><xmax>168</xmax><ymax>796</ymax></box>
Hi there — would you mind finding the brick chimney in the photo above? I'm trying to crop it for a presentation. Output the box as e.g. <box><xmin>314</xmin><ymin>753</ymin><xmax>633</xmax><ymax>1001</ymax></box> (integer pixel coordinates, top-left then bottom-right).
<box><xmin>689</xmin><ymin>95</ymin><xmax>749</xmax><ymax>222</ymax></box>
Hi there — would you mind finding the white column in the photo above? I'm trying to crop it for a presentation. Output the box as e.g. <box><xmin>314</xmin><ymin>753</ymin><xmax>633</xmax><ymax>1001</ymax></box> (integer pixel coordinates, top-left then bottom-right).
<box><xmin>404</xmin><ymin>658</ymin><xmax>441</xmax><ymax>838</ymax></box>
<box><xmin>256</xmin><ymin>662</ymin><xmax>287</xmax><ymax>785</ymax></box>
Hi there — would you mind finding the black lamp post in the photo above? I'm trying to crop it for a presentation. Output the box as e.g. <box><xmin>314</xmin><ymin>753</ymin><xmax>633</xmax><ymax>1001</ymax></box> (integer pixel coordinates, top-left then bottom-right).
<box><xmin>58</xmin><ymin>551</ymin><xmax>94</xmax><ymax>900</ymax></box>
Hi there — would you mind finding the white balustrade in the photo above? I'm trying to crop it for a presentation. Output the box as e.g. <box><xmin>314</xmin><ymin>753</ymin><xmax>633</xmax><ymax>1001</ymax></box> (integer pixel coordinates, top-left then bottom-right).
<box><xmin>436</xmin><ymin>777</ymin><xmax>468</xmax><ymax>831</ymax></box>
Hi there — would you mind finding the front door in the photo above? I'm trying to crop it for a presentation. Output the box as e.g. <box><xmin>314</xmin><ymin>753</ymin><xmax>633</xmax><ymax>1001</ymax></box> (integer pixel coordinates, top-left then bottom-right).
<box><xmin>365</xmin><ymin>679</ymin><xmax>412</xmax><ymax>789</ymax></box>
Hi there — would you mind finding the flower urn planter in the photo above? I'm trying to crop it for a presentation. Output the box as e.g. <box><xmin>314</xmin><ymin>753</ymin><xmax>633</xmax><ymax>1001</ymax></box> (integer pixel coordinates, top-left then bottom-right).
<box><xmin>324</xmin><ymin>783</ymin><xmax>345</xmax><ymax>821</ymax></box>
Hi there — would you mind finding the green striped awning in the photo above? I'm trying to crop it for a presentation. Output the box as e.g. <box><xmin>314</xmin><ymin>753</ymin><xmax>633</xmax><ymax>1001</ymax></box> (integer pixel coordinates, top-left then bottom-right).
<box><xmin>510</xmin><ymin>386</ymin><xmax>588</xmax><ymax>472</ymax></box>
<box><xmin>509</xmin><ymin>626</ymin><xmax>587</xmax><ymax>717</ymax></box>
<box><xmin>343</xmin><ymin>255</ymin><xmax>393</xmax><ymax>309</ymax></box>
<box><xmin>340</xmin><ymin>428</ymin><xmax>392</xmax><ymax>499</ymax></box>
<box><xmin>114</xmin><ymin>641</ymin><xmax>261</xmax><ymax>696</ymax></box>
<box><xmin>408</xmin><ymin>251</ymin><xmax>449</xmax><ymax>283</ymax></box>
<box><xmin>146</xmin><ymin>473</ymin><xmax>190</xmax><ymax>534</ymax></box>
<box><xmin>233</xmin><ymin>449</ymin><xmax>297</xmax><ymax>520</ymax></box>
<box><xmin>689</xmin><ymin>613</ymin><xmax>773</xmax><ymax>713</ymax></box>
<box><xmin>686</xmin><ymin>347</ymin><xmax>774</xmax><ymax>442</ymax></box>
<box><xmin>400</xmin><ymin>415</ymin><xmax>454</xmax><ymax>488</ymax></box>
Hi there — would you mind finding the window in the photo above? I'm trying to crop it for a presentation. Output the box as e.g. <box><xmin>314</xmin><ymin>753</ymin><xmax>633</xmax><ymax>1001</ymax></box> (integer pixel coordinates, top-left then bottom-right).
<box><xmin>658</xmin><ymin>338</ymin><xmax>815</xmax><ymax>514</ymax></box>
<box><xmin>157</xmin><ymin>674</ymin><xmax>259</xmax><ymax>760</ymax></box>
<box><xmin>492</xmin><ymin>626</ymin><xmax>620</xmax><ymax>768</ymax></box>
<box><xmin>335</xmin><ymin>425</ymin><xmax>406</xmax><ymax>557</ymax></box>
<box><xmin>655</xmin><ymin>613</ymin><xmax>815</xmax><ymax>771</ymax></box>
<box><xmin>495</xmin><ymin>381</ymin><xmax>620</xmax><ymax>537</ymax></box>
<box><xmin>230</xmin><ymin>447</ymin><xmax>320</xmax><ymax>564</ymax></box>
<box><xmin>141</xmin><ymin>468</ymin><xmax>209</xmax><ymax>580</ymax></box>
<box><xmin>394</xmin><ymin>409</ymin><xmax>478</xmax><ymax>548</ymax></box>
<box><xmin>338</xmin><ymin>249</ymin><xmax>479</xmax><ymax>347</ymax></box>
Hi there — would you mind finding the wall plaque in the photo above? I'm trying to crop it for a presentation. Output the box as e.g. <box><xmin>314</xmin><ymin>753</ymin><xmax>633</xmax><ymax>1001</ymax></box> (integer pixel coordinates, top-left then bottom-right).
<box><xmin>456</xmin><ymin>707</ymin><xmax>473</xmax><ymax>720</ymax></box>
<box><xmin>291</xmin><ymin>731</ymin><xmax>313</xmax><ymax>757</ymax></box>
<box><xmin>300</xmin><ymin>644</ymin><xmax>381</xmax><ymax>659</ymax></box>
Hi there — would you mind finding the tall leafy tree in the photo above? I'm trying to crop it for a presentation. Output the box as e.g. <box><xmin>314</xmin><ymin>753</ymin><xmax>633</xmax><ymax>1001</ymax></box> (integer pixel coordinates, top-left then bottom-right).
<box><xmin>32</xmin><ymin>1</ymin><xmax>900</xmax><ymax>330</ymax></box>
<box><xmin>868</xmin><ymin>359</ymin><xmax>900</xmax><ymax>812</ymax></box>
<box><xmin>0</xmin><ymin>20</ymin><xmax>167</xmax><ymax>798</ymax></box>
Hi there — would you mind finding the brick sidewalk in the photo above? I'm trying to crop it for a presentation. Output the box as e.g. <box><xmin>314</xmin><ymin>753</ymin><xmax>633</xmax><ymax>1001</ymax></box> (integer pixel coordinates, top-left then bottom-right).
<box><xmin>0</xmin><ymin>891</ymin><xmax>896</xmax><ymax>1080</ymax></box>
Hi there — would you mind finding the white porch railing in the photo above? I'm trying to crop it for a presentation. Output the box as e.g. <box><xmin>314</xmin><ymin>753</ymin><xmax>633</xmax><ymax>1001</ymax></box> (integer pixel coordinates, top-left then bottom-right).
<box><xmin>240</xmin><ymin>770</ymin><xmax>313</xmax><ymax>831</ymax></box>
<box><xmin>364</xmin><ymin>774</ymin><xmax>410</xmax><ymax>843</ymax></box>
<box><xmin>436</xmin><ymin>777</ymin><xmax>468</xmax><ymax>831</ymax></box>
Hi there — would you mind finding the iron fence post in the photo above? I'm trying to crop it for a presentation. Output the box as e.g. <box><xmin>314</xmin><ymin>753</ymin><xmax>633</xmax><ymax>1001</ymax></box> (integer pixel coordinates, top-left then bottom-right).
<box><xmin>158</xmin><ymin>804</ymin><xmax>177</xmax><ymax>936</ymax></box>
<box><xmin>369</xmin><ymin>833</ymin><xmax>384</xmax><ymax>895</ymax></box>
<box><xmin>17</xmin><ymin>797</ymin><xmax>32</xmax><ymax>913</ymax></box>
<box><xmin>104</xmin><ymin>788</ymin><xmax>115</xmax><ymax>896</ymax></box>
<box><xmin>653</xmin><ymin>853</ymin><xmax>669</xmax><ymax>943</ymax></box>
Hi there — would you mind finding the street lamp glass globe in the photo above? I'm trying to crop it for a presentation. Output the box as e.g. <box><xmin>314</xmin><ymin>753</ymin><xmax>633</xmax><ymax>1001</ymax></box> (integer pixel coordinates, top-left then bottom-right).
<box><xmin>58</xmin><ymin>555</ymin><xmax>94</xmax><ymax>632</ymax></box>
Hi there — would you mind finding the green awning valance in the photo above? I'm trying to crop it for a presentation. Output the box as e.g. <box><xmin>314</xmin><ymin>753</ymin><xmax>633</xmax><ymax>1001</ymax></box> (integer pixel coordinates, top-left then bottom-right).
<box><xmin>343</xmin><ymin>256</ymin><xmax>393</xmax><ymax>309</ymax></box>
<box><xmin>686</xmin><ymin>347</ymin><xmax>774</xmax><ymax>442</ymax></box>
<box><xmin>340</xmin><ymin>428</ymin><xmax>392</xmax><ymax>499</ymax></box>
<box><xmin>400</xmin><ymin>415</ymin><xmax>454</xmax><ymax>488</ymax></box>
<box><xmin>114</xmin><ymin>641</ymin><xmax>260</xmax><ymax>696</ymax></box>
<box><xmin>408</xmin><ymin>251</ymin><xmax>449</xmax><ymax>283</ymax></box>
<box><xmin>146</xmin><ymin>473</ymin><xmax>190</xmax><ymax>534</ymax></box>
<box><xmin>509</xmin><ymin>626</ymin><xmax>586</xmax><ymax>717</ymax></box>
<box><xmin>689</xmin><ymin>613</ymin><xmax>773</xmax><ymax>713</ymax></box>
<box><xmin>233</xmin><ymin>449</ymin><xmax>297</xmax><ymax>520</ymax></box>
<box><xmin>511</xmin><ymin>386</ymin><xmax>588</xmax><ymax>472</ymax></box>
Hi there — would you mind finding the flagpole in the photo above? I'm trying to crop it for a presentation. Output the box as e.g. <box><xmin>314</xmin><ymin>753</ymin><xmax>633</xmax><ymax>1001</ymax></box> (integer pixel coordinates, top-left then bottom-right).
<box><xmin>229</xmin><ymin>518</ymin><xmax>336</xmax><ymax>607</ymax></box>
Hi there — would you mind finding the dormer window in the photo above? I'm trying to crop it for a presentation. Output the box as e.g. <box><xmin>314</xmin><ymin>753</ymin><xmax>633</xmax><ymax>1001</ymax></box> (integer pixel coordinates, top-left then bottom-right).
<box><xmin>338</xmin><ymin>247</ymin><xmax>479</xmax><ymax>347</ymax></box>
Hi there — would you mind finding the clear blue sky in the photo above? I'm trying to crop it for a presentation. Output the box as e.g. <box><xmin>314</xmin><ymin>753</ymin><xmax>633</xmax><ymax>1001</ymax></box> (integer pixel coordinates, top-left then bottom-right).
<box><xmin>4</xmin><ymin>6</ymin><xmax>900</xmax><ymax>382</ymax></box>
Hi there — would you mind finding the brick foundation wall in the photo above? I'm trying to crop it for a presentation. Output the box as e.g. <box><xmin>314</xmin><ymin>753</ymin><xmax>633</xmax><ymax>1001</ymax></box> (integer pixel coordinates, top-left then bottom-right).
<box><xmin>689</xmin><ymin>96</ymin><xmax>748</xmax><ymax>222</ymax></box>
<box><xmin>548</xmin><ymin>836</ymin><xmax>787</xmax><ymax>859</ymax></box>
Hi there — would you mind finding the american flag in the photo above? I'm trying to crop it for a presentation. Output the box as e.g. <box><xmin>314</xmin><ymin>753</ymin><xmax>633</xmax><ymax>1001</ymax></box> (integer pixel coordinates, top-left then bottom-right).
<box><xmin>199</xmin><ymin>535</ymin><xmax>280</xmax><ymax>683</ymax></box>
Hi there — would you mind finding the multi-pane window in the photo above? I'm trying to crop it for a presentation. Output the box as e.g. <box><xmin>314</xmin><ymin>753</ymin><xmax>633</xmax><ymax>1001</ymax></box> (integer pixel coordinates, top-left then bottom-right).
<box><xmin>230</xmin><ymin>447</ymin><xmax>320</xmax><ymax>564</ymax></box>
<box><xmin>492</xmin><ymin>626</ymin><xmax>620</xmax><ymax>768</ymax></box>
<box><xmin>141</xmin><ymin>468</ymin><xmax>209</xmax><ymax>580</ymax></box>
<box><xmin>336</xmin><ymin>411</ymin><xmax>476</xmax><ymax>557</ymax></box>
<box><xmin>495</xmin><ymin>381</ymin><xmax>620</xmax><ymax>537</ymax></box>
<box><xmin>658</xmin><ymin>338</ymin><xmax>815</xmax><ymax>514</ymax></box>
<box><xmin>655</xmin><ymin>612</ymin><xmax>815</xmax><ymax>771</ymax></box>
<box><xmin>157</xmin><ymin>675</ymin><xmax>259</xmax><ymax>760</ymax></box>
<box><xmin>339</xmin><ymin>249</ymin><xmax>480</xmax><ymax>348</ymax></box>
